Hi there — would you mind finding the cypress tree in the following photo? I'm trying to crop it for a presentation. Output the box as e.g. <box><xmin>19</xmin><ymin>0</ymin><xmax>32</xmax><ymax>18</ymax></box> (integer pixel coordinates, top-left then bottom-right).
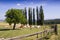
<box><xmin>33</xmin><ymin>8</ymin><xmax>35</xmax><ymax>25</ymax></box>
<box><xmin>36</xmin><ymin>6</ymin><xmax>39</xmax><ymax>25</ymax></box>
<box><xmin>24</xmin><ymin>7</ymin><xmax>27</xmax><ymax>24</ymax></box>
<box><xmin>28</xmin><ymin>8</ymin><xmax>32</xmax><ymax>25</ymax></box>
<box><xmin>24</xmin><ymin>7</ymin><xmax>27</xmax><ymax>19</ymax></box>
<box><xmin>40</xmin><ymin>6</ymin><xmax>44</xmax><ymax>25</ymax></box>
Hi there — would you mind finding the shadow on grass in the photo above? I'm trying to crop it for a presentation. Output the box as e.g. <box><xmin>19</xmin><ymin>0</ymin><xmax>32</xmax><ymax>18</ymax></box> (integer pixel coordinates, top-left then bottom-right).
<box><xmin>0</xmin><ymin>29</ymin><xmax>12</xmax><ymax>31</ymax></box>
<box><xmin>0</xmin><ymin>28</ymin><xmax>20</xmax><ymax>31</ymax></box>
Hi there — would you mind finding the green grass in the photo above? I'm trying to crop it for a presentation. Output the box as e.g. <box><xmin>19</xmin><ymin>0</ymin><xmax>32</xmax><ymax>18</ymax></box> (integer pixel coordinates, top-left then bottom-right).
<box><xmin>46</xmin><ymin>24</ymin><xmax>60</xmax><ymax>40</ymax></box>
<box><xmin>0</xmin><ymin>22</ymin><xmax>60</xmax><ymax>40</ymax></box>
<box><xmin>0</xmin><ymin>25</ymin><xmax>49</xmax><ymax>38</ymax></box>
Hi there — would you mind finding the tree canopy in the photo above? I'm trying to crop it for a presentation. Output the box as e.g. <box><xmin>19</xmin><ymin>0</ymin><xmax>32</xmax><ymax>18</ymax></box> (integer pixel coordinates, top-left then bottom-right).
<box><xmin>5</xmin><ymin>9</ymin><xmax>27</xmax><ymax>29</ymax></box>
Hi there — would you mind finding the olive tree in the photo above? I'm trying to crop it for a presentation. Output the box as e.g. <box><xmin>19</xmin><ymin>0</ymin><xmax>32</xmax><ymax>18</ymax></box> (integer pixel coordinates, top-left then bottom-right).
<box><xmin>5</xmin><ymin>9</ymin><xmax>26</xmax><ymax>30</ymax></box>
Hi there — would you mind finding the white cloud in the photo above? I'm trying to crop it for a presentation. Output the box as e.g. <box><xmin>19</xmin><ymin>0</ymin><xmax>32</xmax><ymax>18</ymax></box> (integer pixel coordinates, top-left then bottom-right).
<box><xmin>17</xmin><ymin>3</ymin><xmax>21</xmax><ymax>6</ymax></box>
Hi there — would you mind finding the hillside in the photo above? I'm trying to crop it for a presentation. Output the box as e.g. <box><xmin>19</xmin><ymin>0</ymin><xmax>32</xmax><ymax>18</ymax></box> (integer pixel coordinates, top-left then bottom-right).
<box><xmin>44</xmin><ymin>19</ymin><xmax>60</xmax><ymax>24</ymax></box>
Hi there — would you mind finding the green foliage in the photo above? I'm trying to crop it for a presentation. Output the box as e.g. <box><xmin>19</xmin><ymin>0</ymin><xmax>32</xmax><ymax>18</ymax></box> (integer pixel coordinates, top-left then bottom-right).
<box><xmin>5</xmin><ymin>9</ymin><xmax>27</xmax><ymax>29</ymax></box>
<box><xmin>36</xmin><ymin>6</ymin><xmax>41</xmax><ymax>25</ymax></box>
<box><xmin>36</xmin><ymin>6</ymin><xmax>39</xmax><ymax>25</ymax></box>
<box><xmin>6</xmin><ymin>9</ymin><xmax>21</xmax><ymax>23</ymax></box>
<box><xmin>5</xmin><ymin>18</ymin><xmax>12</xmax><ymax>25</ymax></box>
<box><xmin>24</xmin><ymin>7</ymin><xmax>27</xmax><ymax>19</ymax></box>
<box><xmin>28</xmin><ymin>8</ymin><xmax>32</xmax><ymax>25</ymax></box>
<box><xmin>33</xmin><ymin>8</ymin><xmax>35</xmax><ymax>25</ymax></box>
<box><xmin>23</xmin><ymin>7</ymin><xmax>27</xmax><ymax>24</ymax></box>
<box><xmin>40</xmin><ymin>6</ymin><xmax>44</xmax><ymax>25</ymax></box>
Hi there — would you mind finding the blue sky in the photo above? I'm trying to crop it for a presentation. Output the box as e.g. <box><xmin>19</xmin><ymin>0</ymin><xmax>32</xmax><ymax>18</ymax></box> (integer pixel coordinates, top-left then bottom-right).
<box><xmin>0</xmin><ymin>0</ymin><xmax>60</xmax><ymax>20</ymax></box>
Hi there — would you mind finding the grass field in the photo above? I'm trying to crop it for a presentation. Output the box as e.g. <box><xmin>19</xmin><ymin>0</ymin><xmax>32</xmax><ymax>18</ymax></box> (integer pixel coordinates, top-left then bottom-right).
<box><xmin>0</xmin><ymin>22</ymin><xmax>60</xmax><ymax>40</ymax></box>
<box><xmin>47</xmin><ymin>24</ymin><xmax>60</xmax><ymax>40</ymax></box>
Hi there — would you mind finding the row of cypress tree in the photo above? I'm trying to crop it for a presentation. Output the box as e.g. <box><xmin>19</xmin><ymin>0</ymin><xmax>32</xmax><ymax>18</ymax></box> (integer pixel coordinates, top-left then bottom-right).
<box><xmin>23</xmin><ymin>6</ymin><xmax>44</xmax><ymax>25</ymax></box>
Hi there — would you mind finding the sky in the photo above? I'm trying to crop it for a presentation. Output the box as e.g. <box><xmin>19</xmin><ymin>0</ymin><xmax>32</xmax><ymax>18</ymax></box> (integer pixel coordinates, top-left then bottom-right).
<box><xmin>0</xmin><ymin>0</ymin><xmax>60</xmax><ymax>20</ymax></box>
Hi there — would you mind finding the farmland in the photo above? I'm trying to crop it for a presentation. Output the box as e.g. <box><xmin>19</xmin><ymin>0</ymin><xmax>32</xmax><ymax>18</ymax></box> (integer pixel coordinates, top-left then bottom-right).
<box><xmin>0</xmin><ymin>22</ymin><xmax>60</xmax><ymax>40</ymax></box>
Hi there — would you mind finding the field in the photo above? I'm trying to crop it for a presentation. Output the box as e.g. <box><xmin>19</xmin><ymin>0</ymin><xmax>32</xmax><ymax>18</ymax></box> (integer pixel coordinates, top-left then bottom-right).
<box><xmin>0</xmin><ymin>22</ymin><xmax>60</xmax><ymax>40</ymax></box>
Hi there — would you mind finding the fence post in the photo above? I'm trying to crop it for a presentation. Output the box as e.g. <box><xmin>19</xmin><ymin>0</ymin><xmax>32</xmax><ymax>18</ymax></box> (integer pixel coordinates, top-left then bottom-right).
<box><xmin>54</xmin><ymin>24</ymin><xmax>58</xmax><ymax>35</ymax></box>
<box><xmin>51</xmin><ymin>24</ymin><xmax>58</xmax><ymax>35</ymax></box>
<box><xmin>37</xmin><ymin>33</ymin><xmax>38</xmax><ymax>38</ymax></box>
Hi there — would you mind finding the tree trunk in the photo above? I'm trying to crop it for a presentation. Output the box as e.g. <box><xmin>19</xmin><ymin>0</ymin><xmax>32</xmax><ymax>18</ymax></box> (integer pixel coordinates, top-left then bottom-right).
<box><xmin>13</xmin><ymin>23</ymin><xmax>16</xmax><ymax>30</ymax></box>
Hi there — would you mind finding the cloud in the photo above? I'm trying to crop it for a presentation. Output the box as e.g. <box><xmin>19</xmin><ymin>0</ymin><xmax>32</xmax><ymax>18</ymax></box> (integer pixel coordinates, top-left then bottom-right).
<box><xmin>17</xmin><ymin>3</ymin><xmax>21</xmax><ymax>6</ymax></box>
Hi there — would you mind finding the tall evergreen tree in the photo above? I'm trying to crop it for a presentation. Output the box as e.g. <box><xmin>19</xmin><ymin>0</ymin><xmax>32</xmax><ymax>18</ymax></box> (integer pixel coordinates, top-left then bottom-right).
<box><xmin>33</xmin><ymin>8</ymin><xmax>35</xmax><ymax>25</ymax></box>
<box><xmin>36</xmin><ymin>6</ymin><xmax>39</xmax><ymax>25</ymax></box>
<box><xmin>40</xmin><ymin>6</ymin><xmax>44</xmax><ymax>25</ymax></box>
<box><xmin>24</xmin><ymin>7</ymin><xmax>27</xmax><ymax>19</ymax></box>
<box><xmin>23</xmin><ymin>7</ymin><xmax>27</xmax><ymax>24</ymax></box>
<box><xmin>28</xmin><ymin>8</ymin><xmax>32</xmax><ymax>25</ymax></box>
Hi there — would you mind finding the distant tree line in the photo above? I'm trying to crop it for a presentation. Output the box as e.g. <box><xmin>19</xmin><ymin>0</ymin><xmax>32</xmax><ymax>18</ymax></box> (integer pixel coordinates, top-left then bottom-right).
<box><xmin>44</xmin><ymin>19</ymin><xmax>60</xmax><ymax>24</ymax></box>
